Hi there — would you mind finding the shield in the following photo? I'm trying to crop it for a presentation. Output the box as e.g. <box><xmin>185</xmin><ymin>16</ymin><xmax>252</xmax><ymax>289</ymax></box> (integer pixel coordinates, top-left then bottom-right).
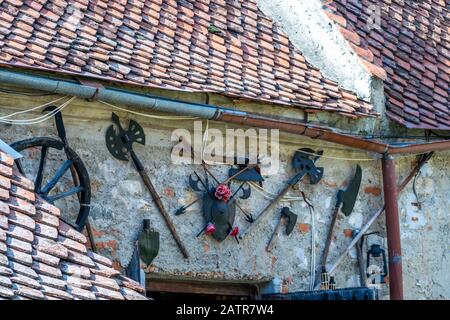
<box><xmin>202</xmin><ymin>190</ymin><xmax>236</xmax><ymax>242</ymax></box>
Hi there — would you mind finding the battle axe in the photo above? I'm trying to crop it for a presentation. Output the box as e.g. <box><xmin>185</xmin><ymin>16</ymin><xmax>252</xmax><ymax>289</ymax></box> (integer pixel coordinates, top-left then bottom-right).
<box><xmin>105</xmin><ymin>113</ymin><xmax>189</xmax><ymax>259</ymax></box>
<box><xmin>319</xmin><ymin>165</ymin><xmax>362</xmax><ymax>271</ymax></box>
<box><xmin>266</xmin><ymin>207</ymin><xmax>298</xmax><ymax>252</ymax></box>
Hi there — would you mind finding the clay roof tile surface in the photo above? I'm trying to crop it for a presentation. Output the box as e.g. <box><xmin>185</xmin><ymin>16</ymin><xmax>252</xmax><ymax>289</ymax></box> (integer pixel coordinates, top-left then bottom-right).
<box><xmin>0</xmin><ymin>151</ymin><xmax>147</xmax><ymax>300</ymax></box>
<box><xmin>0</xmin><ymin>0</ymin><xmax>375</xmax><ymax>118</ymax></box>
<box><xmin>322</xmin><ymin>0</ymin><xmax>449</xmax><ymax>130</ymax></box>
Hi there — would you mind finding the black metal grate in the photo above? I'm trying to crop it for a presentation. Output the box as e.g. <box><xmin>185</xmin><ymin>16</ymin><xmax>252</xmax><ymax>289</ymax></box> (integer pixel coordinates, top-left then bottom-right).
<box><xmin>262</xmin><ymin>287</ymin><xmax>378</xmax><ymax>300</ymax></box>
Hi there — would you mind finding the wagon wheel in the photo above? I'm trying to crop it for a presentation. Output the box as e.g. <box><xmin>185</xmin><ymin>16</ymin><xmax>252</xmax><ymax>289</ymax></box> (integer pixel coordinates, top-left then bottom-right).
<box><xmin>10</xmin><ymin>137</ymin><xmax>91</xmax><ymax>232</ymax></box>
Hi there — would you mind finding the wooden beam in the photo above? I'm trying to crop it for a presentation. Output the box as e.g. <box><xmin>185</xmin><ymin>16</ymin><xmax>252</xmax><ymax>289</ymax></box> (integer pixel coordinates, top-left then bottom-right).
<box><xmin>146</xmin><ymin>279</ymin><xmax>258</xmax><ymax>297</ymax></box>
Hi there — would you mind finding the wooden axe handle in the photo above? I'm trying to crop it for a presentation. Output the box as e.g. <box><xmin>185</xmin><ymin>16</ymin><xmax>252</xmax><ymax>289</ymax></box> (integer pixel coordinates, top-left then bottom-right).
<box><xmin>240</xmin><ymin>183</ymin><xmax>291</xmax><ymax>239</ymax></box>
<box><xmin>320</xmin><ymin>204</ymin><xmax>340</xmax><ymax>270</ymax></box>
<box><xmin>137</xmin><ymin>169</ymin><xmax>189</xmax><ymax>259</ymax></box>
<box><xmin>130</xmin><ymin>150</ymin><xmax>188</xmax><ymax>259</ymax></box>
<box><xmin>266</xmin><ymin>216</ymin><xmax>285</xmax><ymax>252</ymax></box>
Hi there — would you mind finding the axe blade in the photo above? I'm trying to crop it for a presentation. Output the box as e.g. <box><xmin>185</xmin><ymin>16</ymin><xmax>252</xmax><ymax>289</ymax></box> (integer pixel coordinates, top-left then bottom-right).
<box><xmin>281</xmin><ymin>207</ymin><xmax>298</xmax><ymax>235</ymax></box>
<box><xmin>341</xmin><ymin>165</ymin><xmax>362</xmax><ymax>216</ymax></box>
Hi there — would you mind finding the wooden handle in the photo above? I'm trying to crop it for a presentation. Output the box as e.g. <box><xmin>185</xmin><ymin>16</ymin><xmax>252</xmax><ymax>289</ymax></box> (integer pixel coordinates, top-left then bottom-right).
<box><xmin>240</xmin><ymin>183</ymin><xmax>291</xmax><ymax>239</ymax></box>
<box><xmin>266</xmin><ymin>216</ymin><xmax>284</xmax><ymax>252</ymax></box>
<box><xmin>320</xmin><ymin>205</ymin><xmax>340</xmax><ymax>269</ymax></box>
<box><xmin>137</xmin><ymin>169</ymin><xmax>189</xmax><ymax>259</ymax></box>
<box><xmin>355</xmin><ymin>238</ymin><xmax>366</xmax><ymax>286</ymax></box>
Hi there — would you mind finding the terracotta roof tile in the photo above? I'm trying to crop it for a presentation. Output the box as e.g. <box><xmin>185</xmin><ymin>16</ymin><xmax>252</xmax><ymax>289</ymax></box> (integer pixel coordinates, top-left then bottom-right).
<box><xmin>0</xmin><ymin>156</ymin><xmax>147</xmax><ymax>300</ymax></box>
<box><xmin>0</xmin><ymin>0</ymin><xmax>375</xmax><ymax>118</ymax></box>
<box><xmin>322</xmin><ymin>0</ymin><xmax>449</xmax><ymax>129</ymax></box>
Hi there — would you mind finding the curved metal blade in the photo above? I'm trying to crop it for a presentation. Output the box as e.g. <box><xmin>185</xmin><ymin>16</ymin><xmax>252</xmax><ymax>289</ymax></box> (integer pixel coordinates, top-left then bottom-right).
<box><xmin>341</xmin><ymin>165</ymin><xmax>362</xmax><ymax>216</ymax></box>
<box><xmin>105</xmin><ymin>124</ymin><xmax>129</xmax><ymax>161</ymax></box>
<box><xmin>292</xmin><ymin>148</ymin><xmax>316</xmax><ymax>170</ymax></box>
<box><xmin>105</xmin><ymin>113</ymin><xmax>146</xmax><ymax>161</ymax></box>
<box><xmin>239</xmin><ymin>184</ymin><xmax>251</xmax><ymax>199</ymax></box>
<box><xmin>189</xmin><ymin>174</ymin><xmax>203</xmax><ymax>192</ymax></box>
<box><xmin>128</xmin><ymin>119</ymin><xmax>146</xmax><ymax>146</ymax></box>
<box><xmin>286</xmin><ymin>213</ymin><xmax>297</xmax><ymax>236</ymax></box>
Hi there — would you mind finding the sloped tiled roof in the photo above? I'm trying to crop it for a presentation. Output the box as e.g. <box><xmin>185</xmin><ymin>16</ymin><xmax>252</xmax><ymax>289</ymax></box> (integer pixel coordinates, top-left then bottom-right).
<box><xmin>0</xmin><ymin>0</ymin><xmax>375</xmax><ymax>117</ymax></box>
<box><xmin>322</xmin><ymin>0</ymin><xmax>449</xmax><ymax>129</ymax></box>
<box><xmin>0</xmin><ymin>151</ymin><xmax>147</xmax><ymax>300</ymax></box>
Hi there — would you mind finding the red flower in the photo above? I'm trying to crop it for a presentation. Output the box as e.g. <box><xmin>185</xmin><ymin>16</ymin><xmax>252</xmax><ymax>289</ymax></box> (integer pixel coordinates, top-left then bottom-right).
<box><xmin>214</xmin><ymin>184</ymin><xmax>232</xmax><ymax>202</ymax></box>
<box><xmin>205</xmin><ymin>223</ymin><xmax>216</xmax><ymax>234</ymax></box>
<box><xmin>230</xmin><ymin>226</ymin><xmax>239</xmax><ymax>237</ymax></box>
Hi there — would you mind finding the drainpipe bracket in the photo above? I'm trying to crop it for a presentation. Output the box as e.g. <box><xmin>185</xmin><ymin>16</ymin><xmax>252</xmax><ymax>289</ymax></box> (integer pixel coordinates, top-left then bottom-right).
<box><xmin>76</xmin><ymin>77</ymin><xmax>104</xmax><ymax>101</ymax></box>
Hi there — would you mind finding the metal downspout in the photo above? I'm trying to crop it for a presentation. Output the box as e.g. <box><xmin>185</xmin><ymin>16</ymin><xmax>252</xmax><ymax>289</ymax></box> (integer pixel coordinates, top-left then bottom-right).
<box><xmin>381</xmin><ymin>154</ymin><xmax>404</xmax><ymax>300</ymax></box>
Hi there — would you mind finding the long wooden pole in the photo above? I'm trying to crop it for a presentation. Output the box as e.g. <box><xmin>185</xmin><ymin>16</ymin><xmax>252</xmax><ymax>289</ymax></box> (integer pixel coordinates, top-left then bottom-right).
<box><xmin>131</xmin><ymin>151</ymin><xmax>189</xmax><ymax>259</ymax></box>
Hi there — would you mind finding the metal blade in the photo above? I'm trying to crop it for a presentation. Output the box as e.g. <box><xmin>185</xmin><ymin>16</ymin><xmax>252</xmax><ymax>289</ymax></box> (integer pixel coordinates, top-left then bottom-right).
<box><xmin>111</xmin><ymin>112</ymin><xmax>125</xmax><ymax>135</ymax></box>
<box><xmin>341</xmin><ymin>165</ymin><xmax>362</xmax><ymax>216</ymax></box>
<box><xmin>128</xmin><ymin>119</ymin><xmax>146</xmax><ymax>146</ymax></box>
<box><xmin>228</xmin><ymin>167</ymin><xmax>264</xmax><ymax>182</ymax></box>
<box><xmin>105</xmin><ymin>124</ymin><xmax>129</xmax><ymax>161</ymax></box>
<box><xmin>285</xmin><ymin>212</ymin><xmax>297</xmax><ymax>235</ymax></box>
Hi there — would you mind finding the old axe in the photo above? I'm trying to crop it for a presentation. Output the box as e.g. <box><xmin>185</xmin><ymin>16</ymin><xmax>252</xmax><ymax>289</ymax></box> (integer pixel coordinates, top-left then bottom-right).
<box><xmin>105</xmin><ymin>113</ymin><xmax>189</xmax><ymax>259</ymax></box>
<box><xmin>266</xmin><ymin>207</ymin><xmax>298</xmax><ymax>252</ymax></box>
<box><xmin>319</xmin><ymin>165</ymin><xmax>362</xmax><ymax>273</ymax></box>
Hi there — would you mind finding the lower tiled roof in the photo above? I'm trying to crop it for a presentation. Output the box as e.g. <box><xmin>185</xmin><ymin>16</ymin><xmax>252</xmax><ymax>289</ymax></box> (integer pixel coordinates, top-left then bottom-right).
<box><xmin>322</xmin><ymin>0</ymin><xmax>449</xmax><ymax>130</ymax></box>
<box><xmin>0</xmin><ymin>0</ymin><xmax>375</xmax><ymax>118</ymax></box>
<box><xmin>0</xmin><ymin>151</ymin><xmax>147</xmax><ymax>300</ymax></box>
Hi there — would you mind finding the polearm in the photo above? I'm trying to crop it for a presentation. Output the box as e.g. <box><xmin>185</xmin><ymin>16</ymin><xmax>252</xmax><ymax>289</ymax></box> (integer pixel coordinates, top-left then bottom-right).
<box><xmin>314</xmin><ymin>152</ymin><xmax>433</xmax><ymax>290</ymax></box>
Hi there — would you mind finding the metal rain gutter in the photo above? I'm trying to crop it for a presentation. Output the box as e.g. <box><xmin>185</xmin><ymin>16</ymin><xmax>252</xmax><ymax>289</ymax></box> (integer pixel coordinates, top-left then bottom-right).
<box><xmin>0</xmin><ymin>68</ymin><xmax>449</xmax><ymax>155</ymax></box>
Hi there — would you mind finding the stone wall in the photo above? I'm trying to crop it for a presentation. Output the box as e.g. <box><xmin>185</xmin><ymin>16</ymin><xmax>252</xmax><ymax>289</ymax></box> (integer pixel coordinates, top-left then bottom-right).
<box><xmin>0</xmin><ymin>91</ymin><xmax>448</xmax><ymax>299</ymax></box>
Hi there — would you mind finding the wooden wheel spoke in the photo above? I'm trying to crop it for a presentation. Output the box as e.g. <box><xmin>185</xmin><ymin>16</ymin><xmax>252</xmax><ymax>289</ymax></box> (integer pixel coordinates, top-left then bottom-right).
<box><xmin>46</xmin><ymin>186</ymin><xmax>85</xmax><ymax>203</ymax></box>
<box><xmin>34</xmin><ymin>146</ymin><xmax>48</xmax><ymax>193</ymax></box>
<box><xmin>15</xmin><ymin>158</ymin><xmax>25</xmax><ymax>176</ymax></box>
<box><xmin>41</xmin><ymin>159</ymin><xmax>73</xmax><ymax>195</ymax></box>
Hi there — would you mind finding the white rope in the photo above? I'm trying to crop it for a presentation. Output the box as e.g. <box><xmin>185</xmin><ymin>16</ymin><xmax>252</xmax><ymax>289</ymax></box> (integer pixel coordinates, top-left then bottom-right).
<box><xmin>298</xmin><ymin>149</ymin><xmax>377</xmax><ymax>162</ymax></box>
<box><xmin>249</xmin><ymin>181</ymin><xmax>308</xmax><ymax>201</ymax></box>
<box><xmin>99</xmin><ymin>100</ymin><xmax>199</xmax><ymax>120</ymax></box>
<box><xmin>0</xmin><ymin>96</ymin><xmax>68</xmax><ymax>120</ymax></box>
<box><xmin>0</xmin><ymin>97</ymin><xmax>76</xmax><ymax>125</ymax></box>
<box><xmin>201</xmin><ymin>119</ymin><xmax>234</xmax><ymax>166</ymax></box>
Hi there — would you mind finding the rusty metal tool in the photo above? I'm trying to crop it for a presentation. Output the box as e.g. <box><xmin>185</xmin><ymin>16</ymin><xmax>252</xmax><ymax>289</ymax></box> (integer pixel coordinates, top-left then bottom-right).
<box><xmin>266</xmin><ymin>207</ymin><xmax>297</xmax><ymax>252</ymax></box>
<box><xmin>239</xmin><ymin>148</ymin><xmax>323</xmax><ymax>240</ymax></box>
<box><xmin>105</xmin><ymin>112</ymin><xmax>189</xmax><ymax>259</ymax></box>
<box><xmin>319</xmin><ymin>165</ymin><xmax>362</xmax><ymax>273</ymax></box>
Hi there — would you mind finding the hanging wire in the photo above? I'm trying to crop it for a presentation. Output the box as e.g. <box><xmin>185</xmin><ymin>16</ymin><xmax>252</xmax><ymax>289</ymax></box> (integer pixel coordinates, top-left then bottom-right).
<box><xmin>0</xmin><ymin>97</ymin><xmax>76</xmax><ymax>125</ymax></box>
<box><xmin>0</xmin><ymin>87</ymin><xmax>56</xmax><ymax>96</ymax></box>
<box><xmin>249</xmin><ymin>181</ymin><xmax>308</xmax><ymax>201</ymax></box>
<box><xmin>0</xmin><ymin>96</ymin><xmax>68</xmax><ymax>120</ymax></box>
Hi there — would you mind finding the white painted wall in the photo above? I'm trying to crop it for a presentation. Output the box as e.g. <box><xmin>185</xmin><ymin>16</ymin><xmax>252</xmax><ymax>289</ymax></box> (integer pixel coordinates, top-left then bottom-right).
<box><xmin>257</xmin><ymin>0</ymin><xmax>373</xmax><ymax>100</ymax></box>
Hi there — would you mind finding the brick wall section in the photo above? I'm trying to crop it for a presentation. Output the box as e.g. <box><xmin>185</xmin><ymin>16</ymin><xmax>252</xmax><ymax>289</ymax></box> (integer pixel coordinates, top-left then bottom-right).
<box><xmin>0</xmin><ymin>0</ymin><xmax>375</xmax><ymax>117</ymax></box>
<box><xmin>322</xmin><ymin>0</ymin><xmax>449</xmax><ymax>129</ymax></box>
<box><xmin>0</xmin><ymin>151</ymin><xmax>147</xmax><ymax>300</ymax></box>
